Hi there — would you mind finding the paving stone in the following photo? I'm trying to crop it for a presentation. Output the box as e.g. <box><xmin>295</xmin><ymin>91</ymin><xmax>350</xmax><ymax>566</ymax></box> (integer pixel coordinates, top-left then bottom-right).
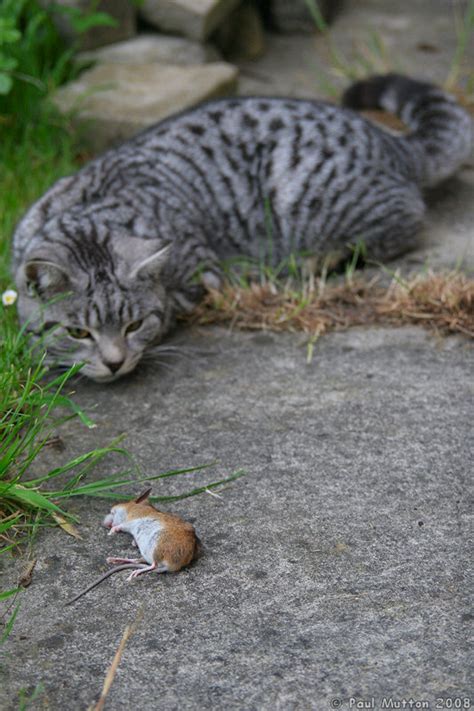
<box><xmin>1</xmin><ymin>326</ymin><xmax>472</xmax><ymax>709</ymax></box>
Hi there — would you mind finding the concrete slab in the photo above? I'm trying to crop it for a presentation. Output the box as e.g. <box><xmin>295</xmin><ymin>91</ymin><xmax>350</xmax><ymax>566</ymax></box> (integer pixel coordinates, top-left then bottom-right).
<box><xmin>1</xmin><ymin>326</ymin><xmax>473</xmax><ymax>709</ymax></box>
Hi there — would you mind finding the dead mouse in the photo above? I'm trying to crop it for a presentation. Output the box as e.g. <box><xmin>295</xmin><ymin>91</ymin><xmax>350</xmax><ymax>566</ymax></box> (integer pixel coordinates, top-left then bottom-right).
<box><xmin>66</xmin><ymin>488</ymin><xmax>201</xmax><ymax>604</ymax></box>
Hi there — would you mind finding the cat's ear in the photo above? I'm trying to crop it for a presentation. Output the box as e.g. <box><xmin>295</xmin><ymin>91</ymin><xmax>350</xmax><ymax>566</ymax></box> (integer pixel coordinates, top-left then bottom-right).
<box><xmin>130</xmin><ymin>244</ymin><xmax>171</xmax><ymax>280</ymax></box>
<box><xmin>23</xmin><ymin>259</ymin><xmax>71</xmax><ymax>298</ymax></box>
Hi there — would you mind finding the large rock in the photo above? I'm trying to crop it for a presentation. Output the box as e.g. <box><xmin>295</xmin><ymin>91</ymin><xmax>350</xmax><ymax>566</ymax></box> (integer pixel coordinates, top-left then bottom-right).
<box><xmin>53</xmin><ymin>62</ymin><xmax>238</xmax><ymax>151</ymax></box>
<box><xmin>77</xmin><ymin>34</ymin><xmax>221</xmax><ymax>67</ymax></box>
<box><xmin>139</xmin><ymin>0</ymin><xmax>241</xmax><ymax>41</ymax></box>
<box><xmin>44</xmin><ymin>0</ymin><xmax>136</xmax><ymax>50</ymax></box>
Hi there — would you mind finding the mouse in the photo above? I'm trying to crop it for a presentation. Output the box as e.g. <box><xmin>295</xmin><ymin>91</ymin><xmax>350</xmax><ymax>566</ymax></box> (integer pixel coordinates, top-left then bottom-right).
<box><xmin>66</xmin><ymin>488</ymin><xmax>201</xmax><ymax>604</ymax></box>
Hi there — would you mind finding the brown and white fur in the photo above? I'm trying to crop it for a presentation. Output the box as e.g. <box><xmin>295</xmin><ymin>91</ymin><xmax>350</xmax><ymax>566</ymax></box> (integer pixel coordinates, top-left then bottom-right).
<box><xmin>103</xmin><ymin>489</ymin><xmax>200</xmax><ymax>577</ymax></box>
<box><xmin>66</xmin><ymin>489</ymin><xmax>200</xmax><ymax>604</ymax></box>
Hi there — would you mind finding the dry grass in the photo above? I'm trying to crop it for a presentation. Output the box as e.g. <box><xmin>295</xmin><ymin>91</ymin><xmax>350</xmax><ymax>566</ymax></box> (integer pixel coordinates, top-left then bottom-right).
<box><xmin>89</xmin><ymin>609</ymin><xmax>143</xmax><ymax>711</ymax></box>
<box><xmin>188</xmin><ymin>270</ymin><xmax>474</xmax><ymax>340</ymax></box>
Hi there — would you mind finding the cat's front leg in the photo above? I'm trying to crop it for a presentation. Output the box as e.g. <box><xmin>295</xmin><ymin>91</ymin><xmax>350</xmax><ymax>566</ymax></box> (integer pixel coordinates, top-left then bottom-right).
<box><xmin>171</xmin><ymin>260</ymin><xmax>223</xmax><ymax>313</ymax></box>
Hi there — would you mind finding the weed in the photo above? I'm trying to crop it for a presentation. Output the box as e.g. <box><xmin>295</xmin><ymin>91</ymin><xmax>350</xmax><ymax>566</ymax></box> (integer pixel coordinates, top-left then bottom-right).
<box><xmin>303</xmin><ymin>0</ymin><xmax>393</xmax><ymax>95</ymax></box>
<box><xmin>0</xmin><ymin>0</ymin><xmax>116</xmax><ymax>127</ymax></box>
<box><xmin>446</xmin><ymin>0</ymin><xmax>474</xmax><ymax>90</ymax></box>
<box><xmin>190</xmin><ymin>269</ymin><xmax>474</xmax><ymax>340</ymax></box>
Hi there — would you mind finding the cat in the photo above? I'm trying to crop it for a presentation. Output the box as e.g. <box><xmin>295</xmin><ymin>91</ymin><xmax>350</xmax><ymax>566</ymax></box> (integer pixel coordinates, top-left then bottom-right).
<box><xmin>12</xmin><ymin>74</ymin><xmax>472</xmax><ymax>382</ymax></box>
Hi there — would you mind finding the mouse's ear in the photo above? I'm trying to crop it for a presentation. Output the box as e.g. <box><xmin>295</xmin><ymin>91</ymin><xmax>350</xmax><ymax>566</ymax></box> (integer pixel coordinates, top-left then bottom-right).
<box><xmin>134</xmin><ymin>487</ymin><xmax>152</xmax><ymax>503</ymax></box>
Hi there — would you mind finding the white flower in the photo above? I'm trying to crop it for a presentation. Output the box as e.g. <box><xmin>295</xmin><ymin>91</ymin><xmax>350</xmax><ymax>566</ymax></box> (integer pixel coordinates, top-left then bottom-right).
<box><xmin>2</xmin><ymin>289</ymin><xmax>18</xmax><ymax>306</ymax></box>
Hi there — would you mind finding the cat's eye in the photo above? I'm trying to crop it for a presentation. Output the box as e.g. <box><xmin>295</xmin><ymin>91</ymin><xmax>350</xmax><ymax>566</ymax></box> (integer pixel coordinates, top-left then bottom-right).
<box><xmin>67</xmin><ymin>327</ymin><xmax>91</xmax><ymax>340</ymax></box>
<box><xmin>125</xmin><ymin>319</ymin><xmax>143</xmax><ymax>335</ymax></box>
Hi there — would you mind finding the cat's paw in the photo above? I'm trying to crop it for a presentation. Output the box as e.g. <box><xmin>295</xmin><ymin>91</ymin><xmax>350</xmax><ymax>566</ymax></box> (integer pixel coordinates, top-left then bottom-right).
<box><xmin>201</xmin><ymin>270</ymin><xmax>222</xmax><ymax>291</ymax></box>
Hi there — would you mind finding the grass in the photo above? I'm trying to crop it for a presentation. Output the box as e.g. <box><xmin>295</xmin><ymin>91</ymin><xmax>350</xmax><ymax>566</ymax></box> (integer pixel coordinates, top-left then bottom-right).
<box><xmin>188</xmin><ymin>269</ymin><xmax>474</xmax><ymax>343</ymax></box>
<box><xmin>0</xmin><ymin>274</ymin><xmax>243</xmax><ymax>545</ymax></box>
<box><xmin>0</xmin><ymin>111</ymin><xmax>79</xmax><ymax>286</ymax></box>
<box><xmin>446</xmin><ymin>0</ymin><xmax>474</xmax><ymax>91</ymax></box>
<box><xmin>0</xmin><ymin>267</ymin><xmax>244</xmax><ymax>505</ymax></box>
<box><xmin>0</xmin><ymin>282</ymin><xmax>243</xmax><ymax>642</ymax></box>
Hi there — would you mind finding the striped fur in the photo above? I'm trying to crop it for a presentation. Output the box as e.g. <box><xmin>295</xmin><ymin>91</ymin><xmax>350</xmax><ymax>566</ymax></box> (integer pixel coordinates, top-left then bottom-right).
<box><xmin>12</xmin><ymin>74</ymin><xmax>472</xmax><ymax>381</ymax></box>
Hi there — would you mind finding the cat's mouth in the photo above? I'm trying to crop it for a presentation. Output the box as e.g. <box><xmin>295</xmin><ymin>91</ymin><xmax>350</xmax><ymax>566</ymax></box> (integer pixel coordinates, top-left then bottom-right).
<box><xmin>82</xmin><ymin>353</ymin><xmax>143</xmax><ymax>382</ymax></box>
<box><xmin>92</xmin><ymin>373</ymin><xmax>123</xmax><ymax>383</ymax></box>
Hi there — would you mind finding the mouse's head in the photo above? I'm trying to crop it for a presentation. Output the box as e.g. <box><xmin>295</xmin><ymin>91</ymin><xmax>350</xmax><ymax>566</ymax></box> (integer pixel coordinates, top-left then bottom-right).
<box><xmin>102</xmin><ymin>488</ymin><xmax>154</xmax><ymax>528</ymax></box>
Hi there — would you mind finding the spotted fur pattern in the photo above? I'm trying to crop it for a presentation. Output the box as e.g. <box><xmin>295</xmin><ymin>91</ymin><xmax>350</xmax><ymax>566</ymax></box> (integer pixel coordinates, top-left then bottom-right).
<box><xmin>12</xmin><ymin>74</ymin><xmax>472</xmax><ymax>381</ymax></box>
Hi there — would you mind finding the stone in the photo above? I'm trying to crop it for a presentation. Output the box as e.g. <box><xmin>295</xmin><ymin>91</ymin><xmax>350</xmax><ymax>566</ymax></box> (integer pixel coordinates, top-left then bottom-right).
<box><xmin>77</xmin><ymin>34</ymin><xmax>221</xmax><ymax>67</ymax></box>
<box><xmin>215</xmin><ymin>0</ymin><xmax>266</xmax><ymax>60</ymax></box>
<box><xmin>44</xmin><ymin>0</ymin><xmax>136</xmax><ymax>51</ymax></box>
<box><xmin>139</xmin><ymin>0</ymin><xmax>241</xmax><ymax>41</ymax></box>
<box><xmin>53</xmin><ymin>62</ymin><xmax>238</xmax><ymax>151</ymax></box>
<box><xmin>1</xmin><ymin>325</ymin><xmax>472</xmax><ymax>709</ymax></box>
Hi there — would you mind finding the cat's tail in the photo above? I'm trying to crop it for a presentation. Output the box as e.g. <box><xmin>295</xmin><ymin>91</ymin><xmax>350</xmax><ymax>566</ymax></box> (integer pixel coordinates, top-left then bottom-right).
<box><xmin>342</xmin><ymin>73</ymin><xmax>473</xmax><ymax>188</ymax></box>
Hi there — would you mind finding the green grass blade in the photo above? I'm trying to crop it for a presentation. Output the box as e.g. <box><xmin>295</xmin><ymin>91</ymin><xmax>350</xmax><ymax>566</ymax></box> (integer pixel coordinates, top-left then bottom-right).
<box><xmin>0</xmin><ymin>588</ymin><xmax>21</xmax><ymax>601</ymax></box>
<box><xmin>149</xmin><ymin>469</ymin><xmax>247</xmax><ymax>503</ymax></box>
<box><xmin>0</xmin><ymin>601</ymin><xmax>20</xmax><ymax>645</ymax></box>
<box><xmin>4</xmin><ymin>485</ymin><xmax>69</xmax><ymax>516</ymax></box>
<box><xmin>0</xmin><ymin>515</ymin><xmax>22</xmax><ymax>534</ymax></box>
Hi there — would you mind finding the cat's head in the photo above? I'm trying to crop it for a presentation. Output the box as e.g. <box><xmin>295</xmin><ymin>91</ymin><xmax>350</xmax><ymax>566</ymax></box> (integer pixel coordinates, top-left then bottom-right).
<box><xmin>15</xmin><ymin>231</ymin><xmax>173</xmax><ymax>382</ymax></box>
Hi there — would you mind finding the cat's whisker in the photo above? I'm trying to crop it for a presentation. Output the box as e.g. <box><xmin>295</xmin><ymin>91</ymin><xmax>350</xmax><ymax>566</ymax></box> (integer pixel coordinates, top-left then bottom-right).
<box><xmin>145</xmin><ymin>358</ymin><xmax>175</xmax><ymax>372</ymax></box>
<box><xmin>148</xmin><ymin>344</ymin><xmax>198</xmax><ymax>361</ymax></box>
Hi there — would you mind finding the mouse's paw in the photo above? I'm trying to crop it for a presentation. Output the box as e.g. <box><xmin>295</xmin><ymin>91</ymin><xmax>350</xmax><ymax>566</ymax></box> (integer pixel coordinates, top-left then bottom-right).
<box><xmin>108</xmin><ymin>525</ymin><xmax>122</xmax><ymax>536</ymax></box>
<box><xmin>126</xmin><ymin>563</ymin><xmax>157</xmax><ymax>581</ymax></box>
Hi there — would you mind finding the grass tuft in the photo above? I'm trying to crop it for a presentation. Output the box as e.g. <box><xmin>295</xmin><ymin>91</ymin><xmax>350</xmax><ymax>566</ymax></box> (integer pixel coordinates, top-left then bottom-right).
<box><xmin>188</xmin><ymin>270</ymin><xmax>474</xmax><ymax>340</ymax></box>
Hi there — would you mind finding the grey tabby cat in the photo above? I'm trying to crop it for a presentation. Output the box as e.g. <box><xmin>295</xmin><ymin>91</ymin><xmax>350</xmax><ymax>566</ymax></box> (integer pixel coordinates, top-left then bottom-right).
<box><xmin>12</xmin><ymin>74</ymin><xmax>472</xmax><ymax>382</ymax></box>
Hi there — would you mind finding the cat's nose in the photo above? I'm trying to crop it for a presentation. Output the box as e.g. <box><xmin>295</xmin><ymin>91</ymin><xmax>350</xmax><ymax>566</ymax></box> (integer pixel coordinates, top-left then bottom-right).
<box><xmin>104</xmin><ymin>359</ymin><xmax>124</xmax><ymax>374</ymax></box>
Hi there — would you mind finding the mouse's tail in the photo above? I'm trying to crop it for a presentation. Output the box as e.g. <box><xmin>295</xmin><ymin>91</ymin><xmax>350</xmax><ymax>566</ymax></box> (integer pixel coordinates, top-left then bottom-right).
<box><xmin>65</xmin><ymin>563</ymin><xmax>146</xmax><ymax>605</ymax></box>
<box><xmin>342</xmin><ymin>73</ymin><xmax>473</xmax><ymax>187</ymax></box>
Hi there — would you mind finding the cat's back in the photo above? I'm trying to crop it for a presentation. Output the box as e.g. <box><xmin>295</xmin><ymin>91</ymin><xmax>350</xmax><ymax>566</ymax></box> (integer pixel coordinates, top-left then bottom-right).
<box><xmin>117</xmin><ymin>94</ymin><xmax>394</xmax><ymax>231</ymax></box>
<box><xmin>129</xmin><ymin>94</ymin><xmax>379</xmax><ymax>165</ymax></box>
